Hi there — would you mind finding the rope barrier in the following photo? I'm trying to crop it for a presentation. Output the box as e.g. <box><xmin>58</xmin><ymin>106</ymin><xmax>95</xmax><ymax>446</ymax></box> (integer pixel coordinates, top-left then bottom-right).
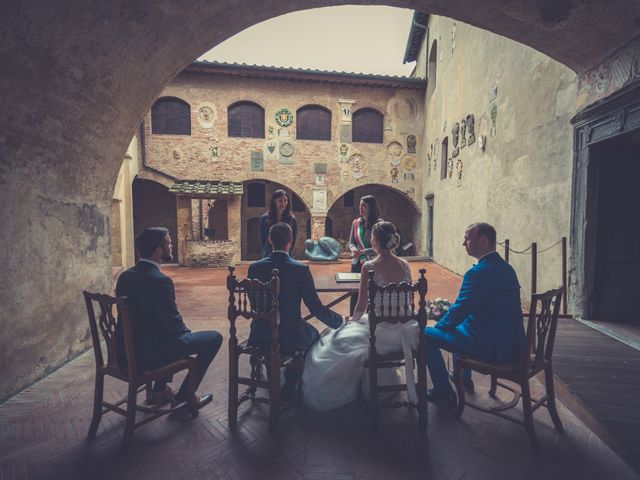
<box><xmin>497</xmin><ymin>238</ymin><xmax>562</xmax><ymax>255</ymax></box>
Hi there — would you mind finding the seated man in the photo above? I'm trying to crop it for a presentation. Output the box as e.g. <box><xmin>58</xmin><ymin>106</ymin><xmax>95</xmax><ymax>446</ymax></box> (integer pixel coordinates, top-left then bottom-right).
<box><xmin>116</xmin><ymin>227</ymin><xmax>223</xmax><ymax>407</ymax></box>
<box><xmin>425</xmin><ymin>222</ymin><xmax>525</xmax><ymax>405</ymax></box>
<box><xmin>248</xmin><ymin>222</ymin><xmax>344</xmax><ymax>398</ymax></box>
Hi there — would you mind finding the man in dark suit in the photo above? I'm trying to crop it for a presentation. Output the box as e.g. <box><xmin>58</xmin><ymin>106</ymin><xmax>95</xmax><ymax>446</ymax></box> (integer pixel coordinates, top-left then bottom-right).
<box><xmin>425</xmin><ymin>223</ymin><xmax>525</xmax><ymax>405</ymax></box>
<box><xmin>116</xmin><ymin>227</ymin><xmax>223</xmax><ymax>407</ymax></box>
<box><xmin>248</xmin><ymin>222</ymin><xmax>344</xmax><ymax>398</ymax></box>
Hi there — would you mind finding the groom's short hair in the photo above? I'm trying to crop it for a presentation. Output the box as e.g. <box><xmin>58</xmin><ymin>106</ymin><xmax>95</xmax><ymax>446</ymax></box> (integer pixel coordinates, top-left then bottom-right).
<box><xmin>468</xmin><ymin>222</ymin><xmax>497</xmax><ymax>246</ymax></box>
<box><xmin>269</xmin><ymin>222</ymin><xmax>292</xmax><ymax>251</ymax></box>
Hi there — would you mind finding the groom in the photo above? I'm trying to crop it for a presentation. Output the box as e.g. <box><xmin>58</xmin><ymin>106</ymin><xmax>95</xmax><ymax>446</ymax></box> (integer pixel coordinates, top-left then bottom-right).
<box><xmin>248</xmin><ymin>222</ymin><xmax>344</xmax><ymax>398</ymax></box>
<box><xmin>424</xmin><ymin>222</ymin><xmax>525</xmax><ymax>405</ymax></box>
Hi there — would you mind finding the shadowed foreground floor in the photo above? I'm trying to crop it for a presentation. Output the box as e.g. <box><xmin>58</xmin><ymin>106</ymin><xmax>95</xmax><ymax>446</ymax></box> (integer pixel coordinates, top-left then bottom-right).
<box><xmin>0</xmin><ymin>261</ymin><xmax>636</xmax><ymax>479</ymax></box>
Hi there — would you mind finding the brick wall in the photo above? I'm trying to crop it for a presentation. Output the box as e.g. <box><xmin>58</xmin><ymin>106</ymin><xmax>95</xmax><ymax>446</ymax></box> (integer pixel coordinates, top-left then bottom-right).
<box><xmin>141</xmin><ymin>68</ymin><xmax>425</xmax><ymax>262</ymax></box>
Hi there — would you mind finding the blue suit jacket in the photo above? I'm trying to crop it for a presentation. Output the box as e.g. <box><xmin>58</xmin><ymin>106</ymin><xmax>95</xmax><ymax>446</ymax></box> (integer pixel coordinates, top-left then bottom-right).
<box><xmin>247</xmin><ymin>251</ymin><xmax>342</xmax><ymax>354</ymax></box>
<box><xmin>436</xmin><ymin>252</ymin><xmax>525</xmax><ymax>363</ymax></box>
<box><xmin>115</xmin><ymin>261</ymin><xmax>190</xmax><ymax>370</ymax></box>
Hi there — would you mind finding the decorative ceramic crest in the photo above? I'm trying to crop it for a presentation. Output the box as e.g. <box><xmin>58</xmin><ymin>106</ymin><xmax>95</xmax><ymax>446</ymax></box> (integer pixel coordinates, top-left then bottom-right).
<box><xmin>275</xmin><ymin>108</ymin><xmax>294</xmax><ymax>127</ymax></box>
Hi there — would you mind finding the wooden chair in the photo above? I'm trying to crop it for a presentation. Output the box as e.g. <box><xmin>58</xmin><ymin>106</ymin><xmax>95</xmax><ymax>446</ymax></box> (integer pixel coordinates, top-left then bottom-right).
<box><xmin>366</xmin><ymin>268</ymin><xmax>429</xmax><ymax>438</ymax></box>
<box><xmin>83</xmin><ymin>291</ymin><xmax>198</xmax><ymax>452</ymax></box>
<box><xmin>227</xmin><ymin>266</ymin><xmax>303</xmax><ymax>433</ymax></box>
<box><xmin>452</xmin><ymin>287</ymin><xmax>564</xmax><ymax>450</ymax></box>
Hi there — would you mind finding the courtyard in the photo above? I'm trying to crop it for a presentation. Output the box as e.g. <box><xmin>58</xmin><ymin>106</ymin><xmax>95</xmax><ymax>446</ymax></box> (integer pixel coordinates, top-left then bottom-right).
<box><xmin>0</xmin><ymin>261</ymin><xmax>637</xmax><ymax>479</ymax></box>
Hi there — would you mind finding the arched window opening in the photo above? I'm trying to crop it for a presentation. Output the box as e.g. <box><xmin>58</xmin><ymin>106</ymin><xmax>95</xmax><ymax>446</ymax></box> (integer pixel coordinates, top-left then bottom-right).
<box><xmin>352</xmin><ymin>108</ymin><xmax>383</xmax><ymax>144</ymax></box>
<box><xmin>296</xmin><ymin>105</ymin><xmax>331</xmax><ymax>140</ymax></box>
<box><xmin>151</xmin><ymin>97</ymin><xmax>191</xmax><ymax>135</ymax></box>
<box><xmin>427</xmin><ymin>40</ymin><xmax>438</xmax><ymax>99</ymax></box>
<box><xmin>228</xmin><ymin>101</ymin><xmax>265</xmax><ymax>138</ymax></box>
<box><xmin>441</xmin><ymin>137</ymin><xmax>449</xmax><ymax>180</ymax></box>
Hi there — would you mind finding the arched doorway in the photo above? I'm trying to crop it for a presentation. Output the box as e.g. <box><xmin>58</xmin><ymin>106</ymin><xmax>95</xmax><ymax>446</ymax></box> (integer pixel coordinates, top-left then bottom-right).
<box><xmin>327</xmin><ymin>184</ymin><xmax>421</xmax><ymax>255</ymax></box>
<box><xmin>241</xmin><ymin>180</ymin><xmax>310</xmax><ymax>260</ymax></box>
<box><xmin>132</xmin><ymin>178</ymin><xmax>179</xmax><ymax>262</ymax></box>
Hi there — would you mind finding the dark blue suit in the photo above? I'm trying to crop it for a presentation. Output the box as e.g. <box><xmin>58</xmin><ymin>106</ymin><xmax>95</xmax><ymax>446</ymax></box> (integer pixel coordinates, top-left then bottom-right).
<box><xmin>115</xmin><ymin>261</ymin><xmax>222</xmax><ymax>397</ymax></box>
<box><xmin>425</xmin><ymin>251</ymin><xmax>524</xmax><ymax>392</ymax></box>
<box><xmin>247</xmin><ymin>251</ymin><xmax>343</xmax><ymax>355</ymax></box>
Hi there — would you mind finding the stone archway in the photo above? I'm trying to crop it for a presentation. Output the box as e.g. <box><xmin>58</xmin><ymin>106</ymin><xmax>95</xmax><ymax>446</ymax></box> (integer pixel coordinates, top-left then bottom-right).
<box><xmin>327</xmin><ymin>184</ymin><xmax>421</xmax><ymax>254</ymax></box>
<box><xmin>241</xmin><ymin>179</ymin><xmax>311</xmax><ymax>260</ymax></box>
<box><xmin>1</xmin><ymin>0</ymin><xmax>639</xmax><ymax>401</ymax></box>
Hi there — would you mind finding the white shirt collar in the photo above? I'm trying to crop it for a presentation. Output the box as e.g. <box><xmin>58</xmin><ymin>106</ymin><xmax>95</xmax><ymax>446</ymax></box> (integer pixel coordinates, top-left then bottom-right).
<box><xmin>477</xmin><ymin>250</ymin><xmax>497</xmax><ymax>261</ymax></box>
<box><xmin>272</xmin><ymin>249</ymin><xmax>289</xmax><ymax>255</ymax></box>
<box><xmin>139</xmin><ymin>258</ymin><xmax>161</xmax><ymax>269</ymax></box>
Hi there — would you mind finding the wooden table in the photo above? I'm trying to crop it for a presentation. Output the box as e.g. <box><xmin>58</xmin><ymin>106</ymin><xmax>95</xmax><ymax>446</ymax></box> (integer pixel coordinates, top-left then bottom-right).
<box><xmin>303</xmin><ymin>272</ymin><xmax>360</xmax><ymax>320</ymax></box>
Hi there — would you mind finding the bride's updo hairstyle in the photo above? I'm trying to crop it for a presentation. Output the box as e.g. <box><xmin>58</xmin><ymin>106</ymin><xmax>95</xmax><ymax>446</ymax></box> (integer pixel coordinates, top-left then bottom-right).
<box><xmin>372</xmin><ymin>221</ymin><xmax>400</xmax><ymax>251</ymax></box>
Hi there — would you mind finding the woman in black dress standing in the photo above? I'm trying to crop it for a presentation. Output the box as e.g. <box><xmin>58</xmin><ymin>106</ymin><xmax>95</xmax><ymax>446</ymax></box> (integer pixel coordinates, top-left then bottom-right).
<box><xmin>259</xmin><ymin>189</ymin><xmax>298</xmax><ymax>258</ymax></box>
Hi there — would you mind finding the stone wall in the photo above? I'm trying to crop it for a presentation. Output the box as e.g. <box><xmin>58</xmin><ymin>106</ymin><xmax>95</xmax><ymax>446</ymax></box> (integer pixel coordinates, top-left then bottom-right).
<box><xmin>418</xmin><ymin>17</ymin><xmax>577</xmax><ymax>302</ymax></box>
<box><xmin>141</xmin><ymin>68</ymin><xmax>425</xmax><ymax>261</ymax></box>
<box><xmin>184</xmin><ymin>240</ymin><xmax>237</xmax><ymax>267</ymax></box>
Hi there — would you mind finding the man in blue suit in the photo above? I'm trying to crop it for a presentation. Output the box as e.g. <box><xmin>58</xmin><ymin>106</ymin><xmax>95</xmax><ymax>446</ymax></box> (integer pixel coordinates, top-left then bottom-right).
<box><xmin>425</xmin><ymin>223</ymin><xmax>524</xmax><ymax>405</ymax></box>
<box><xmin>248</xmin><ymin>222</ymin><xmax>344</xmax><ymax>398</ymax></box>
<box><xmin>116</xmin><ymin>227</ymin><xmax>223</xmax><ymax>407</ymax></box>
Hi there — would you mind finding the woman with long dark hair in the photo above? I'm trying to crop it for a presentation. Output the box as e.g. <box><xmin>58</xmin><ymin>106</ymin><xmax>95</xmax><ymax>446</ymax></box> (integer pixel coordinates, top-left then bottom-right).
<box><xmin>348</xmin><ymin>194</ymin><xmax>381</xmax><ymax>311</ymax></box>
<box><xmin>259</xmin><ymin>189</ymin><xmax>298</xmax><ymax>257</ymax></box>
<box><xmin>349</xmin><ymin>195</ymin><xmax>381</xmax><ymax>272</ymax></box>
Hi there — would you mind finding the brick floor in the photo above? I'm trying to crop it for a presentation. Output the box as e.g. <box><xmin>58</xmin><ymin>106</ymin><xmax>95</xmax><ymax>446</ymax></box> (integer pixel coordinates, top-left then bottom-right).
<box><xmin>0</xmin><ymin>261</ymin><xmax>636</xmax><ymax>479</ymax></box>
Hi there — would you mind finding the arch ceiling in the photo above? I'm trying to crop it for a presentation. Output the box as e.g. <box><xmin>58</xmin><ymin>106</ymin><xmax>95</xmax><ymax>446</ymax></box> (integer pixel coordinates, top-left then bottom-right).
<box><xmin>1</xmin><ymin>0</ymin><xmax>639</xmax><ymax>401</ymax></box>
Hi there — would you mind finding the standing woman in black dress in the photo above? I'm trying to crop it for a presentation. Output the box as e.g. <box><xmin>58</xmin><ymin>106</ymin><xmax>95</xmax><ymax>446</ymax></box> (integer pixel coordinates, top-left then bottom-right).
<box><xmin>259</xmin><ymin>189</ymin><xmax>298</xmax><ymax>258</ymax></box>
<box><xmin>348</xmin><ymin>194</ymin><xmax>381</xmax><ymax>311</ymax></box>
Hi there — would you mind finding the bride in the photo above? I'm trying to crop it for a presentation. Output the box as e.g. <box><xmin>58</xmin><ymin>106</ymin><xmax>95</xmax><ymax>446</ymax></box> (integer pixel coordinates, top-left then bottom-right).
<box><xmin>303</xmin><ymin>221</ymin><xmax>419</xmax><ymax>410</ymax></box>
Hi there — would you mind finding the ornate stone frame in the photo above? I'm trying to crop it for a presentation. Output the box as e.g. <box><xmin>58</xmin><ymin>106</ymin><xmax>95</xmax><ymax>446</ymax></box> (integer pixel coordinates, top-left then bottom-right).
<box><xmin>569</xmin><ymin>82</ymin><xmax>640</xmax><ymax>318</ymax></box>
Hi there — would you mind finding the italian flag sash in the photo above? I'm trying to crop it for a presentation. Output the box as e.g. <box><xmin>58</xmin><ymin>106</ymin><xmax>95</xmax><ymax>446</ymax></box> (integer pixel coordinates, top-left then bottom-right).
<box><xmin>354</xmin><ymin>218</ymin><xmax>370</xmax><ymax>264</ymax></box>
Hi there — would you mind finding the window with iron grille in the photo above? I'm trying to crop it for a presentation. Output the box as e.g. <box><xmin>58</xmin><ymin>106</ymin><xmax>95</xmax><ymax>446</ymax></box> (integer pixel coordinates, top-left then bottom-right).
<box><xmin>151</xmin><ymin>97</ymin><xmax>191</xmax><ymax>135</ymax></box>
<box><xmin>247</xmin><ymin>182</ymin><xmax>266</xmax><ymax>207</ymax></box>
<box><xmin>228</xmin><ymin>101</ymin><xmax>265</xmax><ymax>138</ymax></box>
<box><xmin>352</xmin><ymin>108</ymin><xmax>383</xmax><ymax>144</ymax></box>
<box><xmin>296</xmin><ymin>105</ymin><xmax>331</xmax><ymax>140</ymax></box>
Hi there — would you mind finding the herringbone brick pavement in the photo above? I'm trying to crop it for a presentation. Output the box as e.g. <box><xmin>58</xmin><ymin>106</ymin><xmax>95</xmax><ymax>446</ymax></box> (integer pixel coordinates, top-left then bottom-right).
<box><xmin>0</xmin><ymin>262</ymin><xmax>637</xmax><ymax>479</ymax></box>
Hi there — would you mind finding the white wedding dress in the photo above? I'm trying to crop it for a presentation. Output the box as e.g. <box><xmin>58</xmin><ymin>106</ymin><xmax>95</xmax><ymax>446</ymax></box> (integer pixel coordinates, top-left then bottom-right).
<box><xmin>302</xmin><ymin>259</ymin><xmax>419</xmax><ymax>411</ymax></box>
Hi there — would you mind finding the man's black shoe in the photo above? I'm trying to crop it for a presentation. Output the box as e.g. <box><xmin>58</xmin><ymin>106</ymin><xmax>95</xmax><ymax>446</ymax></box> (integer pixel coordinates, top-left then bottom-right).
<box><xmin>426</xmin><ymin>388</ymin><xmax>457</xmax><ymax>406</ymax></box>
<box><xmin>449</xmin><ymin>373</ymin><xmax>475</xmax><ymax>393</ymax></box>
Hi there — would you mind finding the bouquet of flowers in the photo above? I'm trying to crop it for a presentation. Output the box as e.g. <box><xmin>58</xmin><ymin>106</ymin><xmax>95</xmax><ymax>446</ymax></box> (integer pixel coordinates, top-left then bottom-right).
<box><xmin>427</xmin><ymin>298</ymin><xmax>452</xmax><ymax>321</ymax></box>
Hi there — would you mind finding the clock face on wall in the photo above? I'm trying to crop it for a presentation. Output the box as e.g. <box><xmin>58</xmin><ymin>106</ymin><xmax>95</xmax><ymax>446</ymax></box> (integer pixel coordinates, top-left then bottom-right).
<box><xmin>279</xmin><ymin>141</ymin><xmax>294</xmax><ymax>157</ymax></box>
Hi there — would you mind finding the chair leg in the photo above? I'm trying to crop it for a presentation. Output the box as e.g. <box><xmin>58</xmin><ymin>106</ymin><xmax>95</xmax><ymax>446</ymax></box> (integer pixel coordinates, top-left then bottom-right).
<box><xmin>417</xmin><ymin>359</ymin><xmax>428</xmax><ymax>438</ymax></box>
<box><xmin>521</xmin><ymin>380</ymin><xmax>541</xmax><ymax>451</ymax></box>
<box><xmin>268</xmin><ymin>358</ymin><xmax>280</xmax><ymax>434</ymax></box>
<box><xmin>489</xmin><ymin>374</ymin><xmax>498</xmax><ymax>397</ymax></box>
<box><xmin>228</xmin><ymin>351</ymin><xmax>239</xmax><ymax>429</ymax></box>
<box><xmin>368</xmin><ymin>364</ymin><xmax>379</xmax><ymax>432</ymax></box>
<box><xmin>87</xmin><ymin>371</ymin><xmax>104</xmax><ymax>440</ymax></box>
<box><xmin>453</xmin><ymin>363</ymin><xmax>466</xmax><ymax>418</ymax></box>
<box><xmin>544</xmin><ymin>367</ymin><xmax>563</xmax><ymax>431</ymax></box>
<box><xmin>120</xmin><ymin>383</ymin><xmax>138</xmax><ymax>453</ymax></box>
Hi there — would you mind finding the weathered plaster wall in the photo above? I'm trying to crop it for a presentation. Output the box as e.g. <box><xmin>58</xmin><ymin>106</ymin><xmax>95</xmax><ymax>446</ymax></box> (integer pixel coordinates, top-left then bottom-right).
<box><xmin>419</xmin><ymin>17</ymin><xmax>577</xmax><ymax>302</ymax></box>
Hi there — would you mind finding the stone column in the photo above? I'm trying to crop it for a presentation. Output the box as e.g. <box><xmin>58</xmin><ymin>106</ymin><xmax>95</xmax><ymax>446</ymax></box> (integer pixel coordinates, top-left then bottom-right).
<box><xmin>176</xmin><ymin>196</ymin><xmax>192</xmax><ymax>266</ymax></box>
<box><xmin>311</xmin><ymin>216</ymin><xmax>326</xmax><ymax>240</ymax></box>
<box><xmin>227</xmin><ymin>195</ymin><xmax>242</xmax><ymax>264</ymax></box>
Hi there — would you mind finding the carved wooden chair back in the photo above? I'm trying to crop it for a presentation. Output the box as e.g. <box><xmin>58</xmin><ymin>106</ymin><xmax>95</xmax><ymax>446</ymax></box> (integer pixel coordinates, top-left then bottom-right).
<box><xmin>228</xmin><ymin>266</ymin><xmax>290</xmax><ymax>433</ymax></box>
<box><xmin>522</xmin><ymin>287</ymin><xmax>564</xmax><ymax>376</ymax></box>
<box><xmin>365</xmin><ymin>268</ymin><xmax>429</xmax><ymax>437</ymax></box>
<box><xmin>83</xmin><ymin>291</ymin><xmax>138</xmax><ymax>378</ymax></box>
